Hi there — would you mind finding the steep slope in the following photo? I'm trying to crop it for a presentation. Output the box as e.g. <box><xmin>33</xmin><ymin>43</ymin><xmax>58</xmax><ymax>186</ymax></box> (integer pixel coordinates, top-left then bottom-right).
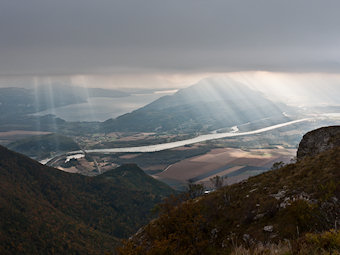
<box><xmin>102</xmin><ymin>78</ymin><xmax>291</xmax><ymax>133</ymax></box>
<box><xmin>119</xmin><ymin>127</ymin><xmax>340</xmax><ymax>254</ymax></box>
<box><xmin>0</xmin><ymin>146</ymin><xmax>173</xmax><ymax>254</ymax></box>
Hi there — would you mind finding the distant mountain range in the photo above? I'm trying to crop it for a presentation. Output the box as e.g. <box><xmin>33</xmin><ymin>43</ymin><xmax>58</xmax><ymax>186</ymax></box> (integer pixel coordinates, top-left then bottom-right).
<box><xmin>102</xmin><ymin>78</ymin><xmax>293</xmax><ymax>133</ymax></box>
<box><xmin>0</xmin><ymin>85</ymin><xmax>129</xmax><ymax>115</ymax></box>
<box><xmin>0</xmin><ymin>85</ymin><xmax>129</xmax><ymax>132</ymax></box>
<box><xmin>0</xmin><ymin>146</ymin><xmax>173</xmax><ymax>254</ymax></box>
<box><xmin>0</xmin><ymin>79</ymin><xmax>300</xmax><ymax>135</ymax></box>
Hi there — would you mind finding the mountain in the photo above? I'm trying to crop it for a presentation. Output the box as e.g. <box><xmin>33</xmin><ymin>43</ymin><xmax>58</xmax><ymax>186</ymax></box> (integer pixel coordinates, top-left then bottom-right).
<box><xmin>0</xmin><ymin>146</ymin><xmax>174</xmax><ymax>254</ymax></box>
<box><xmin>0</xmin><ymin>85</ymin><xmax>129</xmax><ymax>132</ymax></box>
<box><xmin>0</xmin><ymin>85</ymin><xmax>129</xmax><ymax>115</ymax></box>
<box><xmin>0</xmin><ymin>86</ymin><xmax>84</xmax><ymax>119</ymax></box>
<box><xmin>119</xmin><ymin>126</ymin><xmax>340</xmax><ymax>254</ymax></box>
<box><xmin>102</xmin><ymin>78</ymin><xmax>292</xmax><ymax>133</ymax></box>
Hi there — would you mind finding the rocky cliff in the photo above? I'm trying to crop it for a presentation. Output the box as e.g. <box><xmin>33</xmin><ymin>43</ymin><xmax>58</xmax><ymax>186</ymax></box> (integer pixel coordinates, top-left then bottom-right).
<box><xmin>297</xmin><ymin>125</ymin><xmax>340</xmax><ymax>160</ymax></box>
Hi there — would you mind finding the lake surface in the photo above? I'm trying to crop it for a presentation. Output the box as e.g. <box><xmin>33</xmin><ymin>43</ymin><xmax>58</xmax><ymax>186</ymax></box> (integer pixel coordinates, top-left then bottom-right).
<box><xmin>34</xmin><ymin>93</ymin><xmax>164</xmax><ymax>122</ymax></box>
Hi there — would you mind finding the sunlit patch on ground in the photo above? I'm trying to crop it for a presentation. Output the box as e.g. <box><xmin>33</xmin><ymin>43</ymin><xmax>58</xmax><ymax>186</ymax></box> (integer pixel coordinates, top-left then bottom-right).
<box><xmin>155</xmin><ymin>147</ymin><xmax>296</xmax><ymax>189</ymax></box>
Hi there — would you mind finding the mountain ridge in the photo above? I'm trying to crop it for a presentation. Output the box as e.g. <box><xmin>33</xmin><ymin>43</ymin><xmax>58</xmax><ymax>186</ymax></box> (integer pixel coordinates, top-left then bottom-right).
<box><xmin>0</xmin><ymin>145</ymin><xmax>174</xmax><ymax>254</ymax></box>
<box><xmin>102</xmin><ymin>78</ymin><xmax>292</xmax><ymax>133</ymax></box>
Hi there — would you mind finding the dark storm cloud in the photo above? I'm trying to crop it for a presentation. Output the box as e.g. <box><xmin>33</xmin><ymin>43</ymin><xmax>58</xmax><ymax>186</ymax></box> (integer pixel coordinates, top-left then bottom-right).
<box><xmin>1</xmin><ymin>0</ymin><xmax>340</xmax><ymax>75</ymax></box>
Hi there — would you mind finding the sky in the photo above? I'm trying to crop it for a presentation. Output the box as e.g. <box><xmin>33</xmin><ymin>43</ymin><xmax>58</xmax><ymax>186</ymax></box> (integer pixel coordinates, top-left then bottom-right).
<box><xmin>1</xmin><ymin>0</ymin><xmax>340</xmax><ymax>89</ymax></box>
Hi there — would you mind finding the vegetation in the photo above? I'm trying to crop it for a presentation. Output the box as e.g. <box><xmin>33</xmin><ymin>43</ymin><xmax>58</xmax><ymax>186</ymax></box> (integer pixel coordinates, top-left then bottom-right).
<box><xmin>296</xmin><ymin>229</ymin><xmax>340</xmax><ymax>254</ymax></box>
<box><xmin>228</xmin><ymin>230</ymin><xmax>340</xmax><ymax>254</ymax></box>
<box><xmin>187</xmin><ymin>182</ymin><xmax>205</xmax><ymax>199</ymax></box>
<box><xmin>210</xmin><ymin>175</ymin><xmax>225</xmax><ymax>189</ymax></box>
<box><xmin>270</xmin><ymin>161</ymin><xmax>285</xmax><ymax>170</ymax></box>
<box><xmin>7</xmin><ymin>133</ymin><xmax>80</xmax><ymax>159</ymax></box>
<box><xmin>0</xmin><ymin>145</ymin><xmax>174</xmax><ymax>254</ymax></box>
<box><xmin>118</xmin><ymin>144</ymin><xmax>340</xmax><ymax>254</ymax></box>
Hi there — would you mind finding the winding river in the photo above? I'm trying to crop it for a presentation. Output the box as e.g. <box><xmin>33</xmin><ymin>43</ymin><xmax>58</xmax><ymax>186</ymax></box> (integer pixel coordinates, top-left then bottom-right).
<box><xmin>46</xmin><ymin>118</ymin><xmax>310</xmax><ymax>162</ymax></box>
<box><xmin>39</xmin><ymin>113</ymin><xmax>340</xmax><ymax>165</ymax></box>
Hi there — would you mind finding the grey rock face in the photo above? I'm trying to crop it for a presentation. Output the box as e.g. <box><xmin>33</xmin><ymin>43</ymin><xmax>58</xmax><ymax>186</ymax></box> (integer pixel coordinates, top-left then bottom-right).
<box><xmin>297</xmin><ymin>126</ymin><xmax>340</xmax><ymax>160</ymax></box>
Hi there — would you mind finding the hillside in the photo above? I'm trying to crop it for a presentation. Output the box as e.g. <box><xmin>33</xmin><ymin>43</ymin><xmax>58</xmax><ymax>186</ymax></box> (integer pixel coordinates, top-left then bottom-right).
<box><xmin>119</xmin><ymin>126</ymin><xmax>340</xmax><ymax>254</ymax></box>
<box><xmin>7</xmin><ymin>133</ymin><xmax>80</xmax><ymax>160</ymax></box>
<box><xmin>102</xmin><ymin>78</ymin><xmax>292</xmax><ymax>133</ymax></box>
<box><xmin>0</xmin><ymin>146</ymin><xmax>174</xmax><ymax>254</ymax></box>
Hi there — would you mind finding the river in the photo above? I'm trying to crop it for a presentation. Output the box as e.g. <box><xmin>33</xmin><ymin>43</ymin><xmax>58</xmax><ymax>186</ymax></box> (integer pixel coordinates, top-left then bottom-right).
<box><xmin>65</xmin><ymin>118</ymin><xmax>311</xmax><ymax>155</ymax></box>
<box><xmin>40</xmin><ymin>112</ymin><xmax>340</xmax><ymax>164</ymax></box>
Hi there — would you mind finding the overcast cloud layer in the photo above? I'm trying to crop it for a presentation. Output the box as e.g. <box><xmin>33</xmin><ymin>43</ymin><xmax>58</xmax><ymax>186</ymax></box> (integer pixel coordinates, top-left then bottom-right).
<box><xmin>1</xmin><ymin>0</ymin><xmax>340</xmax><ymax>75</ymax></box>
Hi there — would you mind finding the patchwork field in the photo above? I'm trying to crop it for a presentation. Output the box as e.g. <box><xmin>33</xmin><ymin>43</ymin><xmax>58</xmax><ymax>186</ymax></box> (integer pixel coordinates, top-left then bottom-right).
<box><xmin>154</xmin><ymin>147</ymin><xmax>296</xmax><ymax>188</ymax></box>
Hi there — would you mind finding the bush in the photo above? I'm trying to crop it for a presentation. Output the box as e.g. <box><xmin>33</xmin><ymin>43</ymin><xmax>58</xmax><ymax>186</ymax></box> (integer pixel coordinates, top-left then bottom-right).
<box><xmin>294</xmin><ymin>230</ymin><xmax>340</xmax><ymax>254</ymax></box>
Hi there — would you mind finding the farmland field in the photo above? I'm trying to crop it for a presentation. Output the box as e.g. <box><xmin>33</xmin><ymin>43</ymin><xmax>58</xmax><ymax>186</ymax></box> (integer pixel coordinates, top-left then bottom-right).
<box><xmin>154</xmin><ymin>147</ymin><xmax>295</xmax><ymax>189</ymax></box>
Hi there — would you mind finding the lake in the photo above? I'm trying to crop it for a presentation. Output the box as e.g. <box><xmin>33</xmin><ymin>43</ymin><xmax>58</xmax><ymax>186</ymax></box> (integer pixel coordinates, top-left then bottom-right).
<box><xmin>33</xmin><ymin>93</ymin><xmax>165</xmax><ymax>122</ymax></box>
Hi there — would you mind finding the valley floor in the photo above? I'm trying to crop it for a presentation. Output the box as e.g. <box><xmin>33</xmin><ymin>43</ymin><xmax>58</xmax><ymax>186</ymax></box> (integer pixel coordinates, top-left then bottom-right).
<box><xmin>155</xmin><ymin>146</ymin><xmax>295</xmax><ymax>189</ymax></box>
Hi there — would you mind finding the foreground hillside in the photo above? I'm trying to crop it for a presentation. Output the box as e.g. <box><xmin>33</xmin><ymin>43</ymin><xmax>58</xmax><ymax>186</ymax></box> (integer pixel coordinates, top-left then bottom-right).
<box><xmin>119</xmin><ymin>126</ymin><xmax>340</xmax><ymax>254</ymax></box>
<box><xmin>0</xmin><ymin>146</ymin><xmax>173</xmax><ymax>254</ymax></box>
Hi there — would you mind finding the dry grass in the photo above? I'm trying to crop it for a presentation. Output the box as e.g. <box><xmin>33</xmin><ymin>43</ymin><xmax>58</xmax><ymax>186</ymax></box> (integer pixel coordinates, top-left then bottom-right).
<box><xmin>231</xmin><ymin>242</ymin><xmax>291</xmax><ymax>255</ymax></box>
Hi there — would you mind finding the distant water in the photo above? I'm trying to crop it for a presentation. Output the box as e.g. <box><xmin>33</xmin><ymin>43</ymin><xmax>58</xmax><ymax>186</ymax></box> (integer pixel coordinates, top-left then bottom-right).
<box><xmin>41</xmin><ymin>118</ymin><xmax>311</xmax><ymax>164</ymax></box>
<box><xmin>33</xmin><ymin>93</ymin><xmax>164</xmax><ymax>122</ymax></box>
<box><xmin>72</xmin><ymin>118</ymin><xmax>312</xmax><ymax>153</ymax></box>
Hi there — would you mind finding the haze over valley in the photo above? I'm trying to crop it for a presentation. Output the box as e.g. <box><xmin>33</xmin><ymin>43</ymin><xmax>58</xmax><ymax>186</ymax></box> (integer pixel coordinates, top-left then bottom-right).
<box><xmin>2</xmin><ymin>76</ymin><xmax>339</xmax><ymax>190</ymax></box>
<box><xmin>1</xmin><ymin>0</ymin><xmax>340</xmax><ymax>254</ymax></box>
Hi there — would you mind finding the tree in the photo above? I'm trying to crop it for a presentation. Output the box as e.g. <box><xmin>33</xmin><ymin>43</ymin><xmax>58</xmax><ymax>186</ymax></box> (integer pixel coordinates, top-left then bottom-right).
<box><xmin>210</xmin><ymin>175</ymin><xmax>224</xmax><ymax>190</ymax></box>
<box><xmin>187</xmin><ymin>181</ymin><xmax>205</xmax><ymax>199</ymax></box>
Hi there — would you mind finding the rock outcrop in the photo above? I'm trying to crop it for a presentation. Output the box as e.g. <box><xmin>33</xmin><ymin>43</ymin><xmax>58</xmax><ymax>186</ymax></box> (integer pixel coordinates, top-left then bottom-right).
<box><xmin>297</xmin><ymin>126</ymin><xmax>340</xmax><ymax>160</ymax></box>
